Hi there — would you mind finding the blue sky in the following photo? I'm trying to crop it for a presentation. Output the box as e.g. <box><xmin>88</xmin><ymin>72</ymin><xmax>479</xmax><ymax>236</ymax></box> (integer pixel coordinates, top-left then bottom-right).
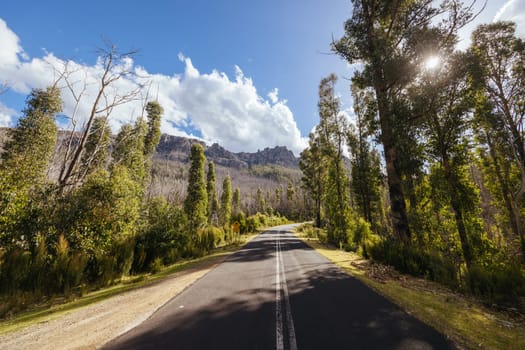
<box><xmin>0</xmin><ymin>0</ymin><xmax>522</xmax><ymax>155</ymax></box>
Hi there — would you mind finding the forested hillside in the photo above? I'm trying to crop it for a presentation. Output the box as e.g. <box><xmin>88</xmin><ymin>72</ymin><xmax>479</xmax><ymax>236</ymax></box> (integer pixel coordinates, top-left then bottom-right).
<box><xmin>300</xmin><ymin>2</ymin><xmax>525</xmax><ymax>311</ymax></box>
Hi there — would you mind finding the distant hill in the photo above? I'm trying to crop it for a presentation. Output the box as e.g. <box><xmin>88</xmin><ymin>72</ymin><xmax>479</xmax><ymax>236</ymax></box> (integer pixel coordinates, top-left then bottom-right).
<box><xmin>154</xmin><ymin>134</ymin><xmax>299</xmax><ymax>168</ymax></box>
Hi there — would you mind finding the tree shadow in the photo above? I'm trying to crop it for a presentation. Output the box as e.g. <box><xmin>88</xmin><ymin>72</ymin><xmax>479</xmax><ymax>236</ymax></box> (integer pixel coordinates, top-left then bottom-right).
<box><xmin>103</xmin><ymin>231</ymin><xmax>455</xmax><ymax>350</ymax></box>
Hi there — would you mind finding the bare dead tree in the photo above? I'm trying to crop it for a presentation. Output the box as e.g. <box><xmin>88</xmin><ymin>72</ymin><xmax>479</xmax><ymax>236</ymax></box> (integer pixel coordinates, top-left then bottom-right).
<box><xmin>55</xmin><ymin>44</ymin><xmax>144</xmax><ymax>190</ymax></box>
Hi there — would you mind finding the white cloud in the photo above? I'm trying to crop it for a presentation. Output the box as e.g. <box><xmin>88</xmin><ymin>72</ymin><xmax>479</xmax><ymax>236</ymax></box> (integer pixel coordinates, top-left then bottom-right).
<box><xmin>268</xmin><ymin>88</ymin><xmax>279</xmax><ymax>104</ymax></box>
<box><xmin>0</xmin><ymin>18</ymin><xmax>24</xmax><ymax>68</ymax></box>
<box><xmin>494</xmin><ymin>0</ymin><xmax>525</xmax><ymax>38</ymax></box>
<box><xmin>0</xmin><ymin>102</ymin><xmax>16</xmax><ymax>127</ymax></box>
<box><xmin>0</xmin><ymin>18</ymin><xmax>307</xmax><ymax>155</ymax></box>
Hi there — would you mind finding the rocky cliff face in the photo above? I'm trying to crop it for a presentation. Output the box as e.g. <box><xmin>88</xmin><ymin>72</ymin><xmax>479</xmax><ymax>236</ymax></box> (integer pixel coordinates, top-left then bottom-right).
<box><xmin>154</xmin><ymin>134</ymin><xmax>299</xmax><ymax>168</ymax></box>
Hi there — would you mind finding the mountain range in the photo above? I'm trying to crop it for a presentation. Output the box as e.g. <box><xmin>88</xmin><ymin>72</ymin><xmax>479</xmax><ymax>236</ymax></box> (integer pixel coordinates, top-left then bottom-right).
<box><xmin>154</xmin><ymin>134</ymin><xmax>299</xmax><ymax>168</ymax></box>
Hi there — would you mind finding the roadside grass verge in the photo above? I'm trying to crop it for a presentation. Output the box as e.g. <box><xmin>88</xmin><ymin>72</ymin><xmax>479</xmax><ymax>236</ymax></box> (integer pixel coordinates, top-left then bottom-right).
<box><xmin>0</xmin><ymin>234</ymin><xmax>257</xmax><ymax>335</ymax></box>
<box><xmin>295</xmin><ymin>232</ymin><xmax>525</xmax><ymax>350</ymax></box>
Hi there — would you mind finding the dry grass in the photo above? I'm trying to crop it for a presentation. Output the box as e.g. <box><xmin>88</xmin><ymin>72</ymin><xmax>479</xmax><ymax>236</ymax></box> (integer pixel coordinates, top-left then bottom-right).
<box><xmin>296</xmin><ymin>233</ymin><xmax>525</xmax><ymax>350</ymax></box>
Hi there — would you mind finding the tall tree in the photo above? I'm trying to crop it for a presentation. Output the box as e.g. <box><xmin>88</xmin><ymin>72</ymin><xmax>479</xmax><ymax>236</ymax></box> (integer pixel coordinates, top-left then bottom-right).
<box><xmin>143</xmin><ymin>101</ymin><xmax>163</xmax><ymax>156</ymax></box>
<box><xmin>332</xmin><ymin>0</ymin><xmax>477</xmax><ymax>241</ymax></box>
<box><xmin>470</xmin><ymin>21</ymin><xmax>525</xmax><ymax>259</ymax></box>
<box><xmin>184</xmin><ymin>144</ymin><xmax>208</xmax><ymax>235</ymax></box>
<box><xmin>0</xmin><ymin>86</ymin><xmax>62</xmax><ymax>246</ymax></box>
<box><xmin>232</xmin><ymin>187</ymin><xmax>241</xmax><ymax>216</ymax></box>
<box><xmin>255</xmin><ymin>187</ymin><xmax>266</xmax><ymax>214</ymax></box>
<box><xmin>415</xmin><ymin>52</ymin><xmax>479</xmax><ymax>267</ymax></box>
<box><xmin>316</xmin><ymin>74</ymin><xmax>351</xmax><ymax>244</ymax></box>
<box><xmin>300</xmin><ymin>133</ymin><xmax>326</xmax><ymax>227</ymax></box>
<box><xmin>220</xmin><ymin>175</ymin><xmax>232</xmax><ymax>226</ymax></box>
<box><xmin>142</xmin><ymin>101</ymin><xmax>164</xmax><ymax>190</ymax></box>
<box><xmin>348</xmin><ymin>86</ymin><xmax>383</xmax><ymax>229</ymax></box>
<box><xmin>112</xmin><ymin>122</ymin><xmax>147</xmax><ymax>189</ymax></box>
<box><xmin>206</xmin><ymin>162</ymin><xmax>219</xmax><ymax>224</ymax></box>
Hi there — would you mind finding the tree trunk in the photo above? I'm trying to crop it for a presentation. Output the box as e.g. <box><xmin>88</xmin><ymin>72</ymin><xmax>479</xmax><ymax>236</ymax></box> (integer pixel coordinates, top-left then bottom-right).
<box><xmin>486</xmin><ymin>130</ymin><xmax>525</xmax><ymax>261</ymax></box>
<box><xmin>376</xmin><ymin>89</ymin><xmax>411</xmax><ymax>241</ymax></box>
<box><xmin>444</xmin><ymin>160</ymin><xmax>473</xmax><ymax>268</ymax></box>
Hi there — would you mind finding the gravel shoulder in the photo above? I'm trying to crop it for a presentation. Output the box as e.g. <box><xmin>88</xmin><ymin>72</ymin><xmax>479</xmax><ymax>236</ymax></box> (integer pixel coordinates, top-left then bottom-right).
<box><xmin>0</xmin><ymin>257</ymin><xmax>225</xmax><ymax>350</ymax></box>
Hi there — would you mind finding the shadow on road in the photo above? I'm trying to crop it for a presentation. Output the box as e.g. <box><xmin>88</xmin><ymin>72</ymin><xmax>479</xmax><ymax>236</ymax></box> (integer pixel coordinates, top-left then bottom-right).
<box><xmin>103</xmin><ymin>231</ymin><xmax>454</xmax><ymax>350</ymax></box>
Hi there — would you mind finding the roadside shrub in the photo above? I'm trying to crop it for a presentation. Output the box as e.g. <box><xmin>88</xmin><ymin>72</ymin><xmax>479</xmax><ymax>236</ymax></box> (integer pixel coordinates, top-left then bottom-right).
<box><xmin>149</xmin><ymin>257</ymin><xmax>163</xmax><ymax>274</ymax></box>
<box><xmin>0</xmin><ymin>247</ymin><xmax>31</xmax><ymax>294</ymax></box>
<box><xmin>132</xmin><ymin>197</ymin><xmax>188</xmax><ymax>272</ymax></box>
<box><xmin>368</xmin><ymin>238</ymin><xmax>459</xmax><ymax>288</ymax></box>
<box><xmin>346</xmin><ymin>218</ymin><xmax>372</xmax><ymax>252</ymax></box>
<box><xmin>231</xmin><ymin>212</ymin><xmax>247</xmax><ymax>234</ymax></box>
<box><xmin>51</xmin><ymin>235</ymin><xmax>88</xmax><ymax>295</ymax></box>
<box><xmin>112</xmin><ymin>237</ymin><xmax>135</xmax><ymax>277</ymax></box>
<box><xmin>246</xmin><ymin>216</ymin><xmax>258</xmax><ymax>233</ymax></box>
<box><xmin>466</xmin><ymin>263</ymin><xmax>525</xmax><ymax>310</ymax></box>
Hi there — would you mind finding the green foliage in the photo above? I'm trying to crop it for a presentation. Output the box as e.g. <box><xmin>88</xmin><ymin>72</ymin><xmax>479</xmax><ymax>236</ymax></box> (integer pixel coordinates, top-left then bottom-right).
<box><xmin>348</xmin><ymin>84</ymin><xmax>383</xmax><ymax>231</ymax></box>
<box><xmin>132</xmin><ymin>196</ymin><xmax>187</xmax><ymax>272</ymax></box>
<box><xmin>112</xmin><ymin>122</ymin><xmax>147</xmax><ymax>189</ymax></box>
<box><xmin>368</xmin><ymin>238</ymin><xmax>460</xmax><ymax>289</ymax></box>
<box><xmin>232</xmin><ymin>187</ymin><xmax>241</xmax><ymax>215</ymax></box>
<box><xmin>143</xmin><ymin>101</ymin><xmax>163</xmax><ymax>156</ymax></box>
<box><xmin>466</xmin><ymin>264</ymin><xmax>525</xmax><ymax>308</ymax></box>
<box><xmin>206</xmin><ymin>162</ymin><xmax>219</xmax><ymax>224</ymax></box>
<box><xmin>80</xmin><ymin>116</ymin><xmax>111</xmax><ymax>177</ymax></box>
<box><xmin>63</xmin><ymin>166</ymin><xmax>141</xmax><ymax>256</ymax></box>
<box><xmin>244</xmin><ymin>213</ymin><xmax>289</xmax><ymax>233</ymax></box>
<box><xmin>184</xmin><ymin>144</ymin><xmax>208</xmax><ymax>234</ymax></box>
<box><xmin>0</xmin><ymin>86</ymin><xmax>61</xmax><ymax>246</ymax></box>
<box><xmin>220</xmin><ymin>175</ymin><xmax>232</xmax><ymax>226</ymax></box>
<box><xmin>300</xmin><ymin>133</ymin><xmax>326</xmax><ymax>228</ymax></box>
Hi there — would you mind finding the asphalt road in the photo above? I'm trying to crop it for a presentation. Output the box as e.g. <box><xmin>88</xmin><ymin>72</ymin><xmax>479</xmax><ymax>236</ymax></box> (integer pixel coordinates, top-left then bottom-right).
<box><xmin>103</xmin><ymin>224</ymin><xmax>454</xmax><ymax>350</ymax></box>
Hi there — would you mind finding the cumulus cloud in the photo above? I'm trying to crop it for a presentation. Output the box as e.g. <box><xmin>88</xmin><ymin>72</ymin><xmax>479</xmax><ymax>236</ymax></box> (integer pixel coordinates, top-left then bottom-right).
<box><xmin>494</xmin><ymin>0</ymin><xmax>525</xmax><ymax>37</ymax></box>
<box><xmin>0</xmin><ymin>102</ymin><xmax>16</xmax><ymax>127</ymax></box>
<box><xmin>0</xmin><ymin>18</ymin><xmax>307</xmax><ymax>155</ymax></box>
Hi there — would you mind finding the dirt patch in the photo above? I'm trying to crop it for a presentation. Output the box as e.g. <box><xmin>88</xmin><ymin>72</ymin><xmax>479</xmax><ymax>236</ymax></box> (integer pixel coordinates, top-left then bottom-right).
<box><xmin>0</xmin><ymin>261</ymin><xmax>221</xmax><ymax>350</ymax></box>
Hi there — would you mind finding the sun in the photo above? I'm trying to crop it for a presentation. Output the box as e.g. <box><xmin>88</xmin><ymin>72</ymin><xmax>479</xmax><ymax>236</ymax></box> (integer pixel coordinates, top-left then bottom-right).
<box><xmin>424</xmin><ymin>55</ymin><xmax>441</xmax><ymax>70</ymax></box>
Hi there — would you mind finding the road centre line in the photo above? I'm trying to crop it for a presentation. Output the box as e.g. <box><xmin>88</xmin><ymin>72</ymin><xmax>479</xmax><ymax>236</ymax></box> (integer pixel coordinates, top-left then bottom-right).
<box><xmin>275</xmin><ymin>232</ymin><xmax>298</xmax><ymax>350</ymax></box>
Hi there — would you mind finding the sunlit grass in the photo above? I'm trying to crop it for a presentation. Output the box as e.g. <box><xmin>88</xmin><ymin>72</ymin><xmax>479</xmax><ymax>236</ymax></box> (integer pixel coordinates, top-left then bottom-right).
<box><xmin>296</xmin><ymin>232</ymin><xmax>525</xmax><ymax>350</ymax></box>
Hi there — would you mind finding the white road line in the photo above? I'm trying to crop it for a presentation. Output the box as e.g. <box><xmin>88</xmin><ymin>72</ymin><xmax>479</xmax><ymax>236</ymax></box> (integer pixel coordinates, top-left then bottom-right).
<box><xmin>276</xmin><ymin>234</ymin><xmax>284</xmax><ymax>350</ymax></box>
<box><xmin>275</xmin><ymin>231</ymin><xmax>298</xmax><ymax>350</ymax></box>
<box><xmin>278</xmin><ymin>236</ymin><xmax>298</xmax><ymax>350</ymax></box>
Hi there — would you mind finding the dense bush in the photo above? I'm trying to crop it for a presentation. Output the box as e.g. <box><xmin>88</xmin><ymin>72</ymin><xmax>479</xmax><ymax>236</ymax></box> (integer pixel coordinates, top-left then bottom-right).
<box><xmin>367</xmin><ymin>238</ymin><xmax>460</xmax><ymax>288</ymax></box>
<box><xmin>366</xmin><ymin>237</ymin><xmax>525</xmax><ymax>310</ymax></box>
<box><xmin>466</xmin><ymin>263</ymin><xmax>525</xmax><ymax>308</ymax></box>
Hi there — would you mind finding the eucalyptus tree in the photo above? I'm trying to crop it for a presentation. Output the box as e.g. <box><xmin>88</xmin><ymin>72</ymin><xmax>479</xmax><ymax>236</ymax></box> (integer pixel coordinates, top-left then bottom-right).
<box><xmin>184</xmin><ymin>144</ymin><xmax>208</xmax><ymax>235</ymax></box>
<box><xmin>143</xmin><ymin>101</ymin><xmax>163</xmax><ymax>156</ymax></box>
<box><xmin>348</xmin><ymin>84</ymin><xmax>382</xmax><ymax>229</ymax></box>
<box><xmin>255</xmin><ymin>187</ymin><xmax>266</xmax><ymax>214</ymax></box>
<box><xmin>316</xmin><ymin>74</ymin><xmax>351</xmax><ymax>244</ymax></box>
<box><xmin>142</xmin><ymin>101</ymin><xmax>163</xmax><ymax>189</ymax></box>
<box><xmin>0</xmin><ymin>86</ymin><xmax>62</xmax><ymax>246</ymax></box>
<box><xmin>414</xmin><ymin>52</ymin><xmax>479</xmax><ymax>267</ymax></box>
<box><xmin>470</xmin><ymin>21</ymin><xmax>525</xmax><ymax>259</ymax></box>
<box><xmin>206</xmin><ymin>162</ymin><xmax>219</xmax><ymax>224</ymax></box>
<box><xmin>332</xmin><ymin>0</ymin><xmax>479</xmax><ymax>241</ymax></box>
<box><xmin>299</xmin><ymin>132</ymin><xmax>326</xmax><ymax>227</ymax></box>
<box><xmin>232</xmin><ymin>187</ymin><xmax>241</xmax><ymax>216</ymax></box>
<box><xmin>112</xmin><ymin>122</ymin><xmax>147</xmax><ymax>189</ymax></box>
<box><xmin>220</xmin><ymin>175</ymin><xmax>232</xmax><ymax>226</ymax></box>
